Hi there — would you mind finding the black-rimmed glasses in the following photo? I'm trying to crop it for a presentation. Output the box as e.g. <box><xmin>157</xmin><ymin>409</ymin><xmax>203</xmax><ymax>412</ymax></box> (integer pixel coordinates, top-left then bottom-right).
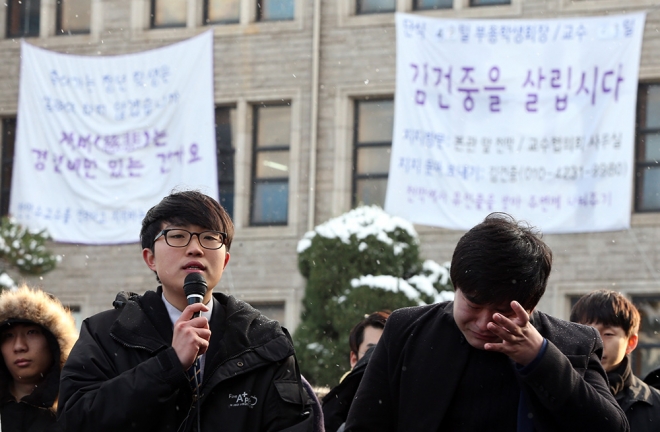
<box><xmin>154</xmin><ymin>229</ymin><xmax>227</xmax><ymax>250</ymax></box>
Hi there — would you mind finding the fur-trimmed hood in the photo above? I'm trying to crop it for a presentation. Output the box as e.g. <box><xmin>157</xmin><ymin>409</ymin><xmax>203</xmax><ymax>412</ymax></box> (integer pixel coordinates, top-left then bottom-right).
<box><xmin>0</xmin><ymin>285</ymin><xmax>77</xmax><ymax>374</ymax></box>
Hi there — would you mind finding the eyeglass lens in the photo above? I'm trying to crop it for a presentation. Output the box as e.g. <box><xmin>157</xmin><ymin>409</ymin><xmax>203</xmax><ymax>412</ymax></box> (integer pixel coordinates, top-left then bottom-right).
<box><xmin>165</xmin><ymin>229</ymin><xmax>224</xmax><ymax>249</ymax></box>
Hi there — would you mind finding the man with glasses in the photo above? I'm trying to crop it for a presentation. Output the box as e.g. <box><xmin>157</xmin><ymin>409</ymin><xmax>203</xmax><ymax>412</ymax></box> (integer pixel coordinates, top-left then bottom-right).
<box><xmin>58</xmin><ymin>190</ymin><xmax>316</xmax><ymax>432</ymax></box>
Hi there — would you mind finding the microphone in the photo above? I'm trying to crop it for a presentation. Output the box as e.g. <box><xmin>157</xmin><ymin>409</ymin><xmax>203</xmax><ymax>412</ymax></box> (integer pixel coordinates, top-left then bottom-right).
<box><xmin>183</xmin><ymin>273</ymin><xmax>207</xmax><ymax>318</ymax></box>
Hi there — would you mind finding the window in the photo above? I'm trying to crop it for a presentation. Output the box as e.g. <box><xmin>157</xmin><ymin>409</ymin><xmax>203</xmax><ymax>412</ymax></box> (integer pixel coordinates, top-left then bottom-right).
<box><xmin>470</xmin><ymin>0</ymin><xmax>511</xmax><ymax>5</ymax></box>
<box><xmin>1</xmin><ymin>118</ymin><xmax>16</xmax><ymax>217</ymax></box>
<box><xmin>635</xmin><ymin>84</ymin><xmax>660</xmax><ymax>212</ymax></box>
<box><xmin>205</xmin><ymin>0</ymin><xmax>240</xmax><ymax>24</ymax></box>
<box><xmin>151</xmin><ymin>0</ymin><xmax>187</xmax><ymax>28</ymax></box>
<box><xmin>631</xmin><ymin>295</ymin><xmax>660</xmax><ymax>379</ymax></box>
<box><xmin>257</xmin><ymin>0</ymin><xmax>294</xmax><ymax>21</ymax></box>
<box><xmin>352</xmin><ymin>99</ymin><xmax>393</xmax><ymax>208</ymax></box>
<box><xmin>356</xmin><ymin>0</ymin><xmax>396</xmax><ymax>14</ymax></box>
<box><xmin>6</xmin><ymin>0</ymin><xmax>40</xmax><ymax>38</ymax></box>
<box><xmin>56</xmin><ymin>0</ymin><xmax>91</xmax><ymax>35</ymax></box>
<box><xmin>65</xmin><ymin>305</ymin><xmax>82</xmax><ymax>333</ymax></box>
<box><xmin>215</xmin><ymin>106</ymin><xmax>237</xmax><ymax>219</ymax></box>
<box><xmin>414</xmin><ymin>0</ymin><xmax>453</xmax><ymax>10</ymax></box>
<box><xmin>251</xmin><ymin>103</ymin><xmax>290</xmax><ymax>225</ymax></box>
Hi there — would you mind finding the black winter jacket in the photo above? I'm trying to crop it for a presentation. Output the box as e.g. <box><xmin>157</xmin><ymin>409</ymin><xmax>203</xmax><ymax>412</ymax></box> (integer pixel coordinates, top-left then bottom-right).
<box><xmin>617</xmin><ymin>373</ymin><xmax>660</xmax><ymax>432</ymax></box>
<box><xmin>0</xmin><ymin>372</ymin><xmax>60</xmax><ymax>432</ymax></box>
<box><xmin>58</xmin><ymin>289</ymin><xmax>314</xmax><ymax>432</ymax></box>
<box><xmin>322</xmin><ymin>346</ymin><xmax>375</xmax><ymax>432</ymax></box>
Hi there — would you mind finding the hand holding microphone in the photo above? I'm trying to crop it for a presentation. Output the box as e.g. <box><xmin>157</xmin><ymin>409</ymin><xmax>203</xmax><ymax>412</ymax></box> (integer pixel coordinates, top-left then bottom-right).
<box><xmin>172</xmin><ymin>273</ymin><xmax>211</xmax><ymax>369</ymax></box>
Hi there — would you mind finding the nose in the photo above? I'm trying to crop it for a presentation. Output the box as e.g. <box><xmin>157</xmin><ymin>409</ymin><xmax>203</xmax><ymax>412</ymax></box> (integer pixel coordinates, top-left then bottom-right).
<box><xmin>474</xmin><ymin>310</ymin><xmax>493</xmax><ymax>332</ymax></box>
<box><xmin>13</xmin><ymin>334</ymin><xmax>28</xmax><ymax>352</ymax></box>
<box><xmin>185</xmin><ymin>234</ymin><xmax>204</xmax><ymax>255</ymax></box>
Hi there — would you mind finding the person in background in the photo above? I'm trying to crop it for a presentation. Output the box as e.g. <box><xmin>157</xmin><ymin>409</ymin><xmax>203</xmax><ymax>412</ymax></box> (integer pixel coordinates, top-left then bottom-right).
<box><xmin>0</xmin><ymin>285</ymin><xmax>78</xmax><ymax>432</ymax></box>
<box><xmin>58</xmin><ymin>190</ymin><xmax>316</xmax><ymax>432</ymax></box>
<box><xmin>344</xmin><ymin>213</ymin><xmax>628</xmax><ymax>432</ymax></box>
<box><xmin>571</xmin><ymin>290</ymin><xmax>660</xmax><ymax>431</ymax></box>
<box><xmin>322</xmin><ymin>311</ymin><xmax>390</xmax><ymax>432</ymax></box>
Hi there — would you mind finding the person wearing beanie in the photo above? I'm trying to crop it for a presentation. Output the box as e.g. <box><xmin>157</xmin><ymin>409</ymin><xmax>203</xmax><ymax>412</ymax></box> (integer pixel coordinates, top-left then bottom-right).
<box><xmin>0</xmin><ymin>285</ymin><xmax>78</xmax><ymax>432</ymax></box>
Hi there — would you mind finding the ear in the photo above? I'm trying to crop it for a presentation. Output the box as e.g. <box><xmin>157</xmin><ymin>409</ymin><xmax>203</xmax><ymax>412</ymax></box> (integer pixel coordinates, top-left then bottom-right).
<box><xmin>142</xmin><ymin>248</ymin><xmax>156</xmax><ymax>271</ymax></box>
<box><xmin>626</xmin><ymin>334</ymin><xmax>639</xmax><ymax>355</ymax></box>
<box><xmin>349</xmin><ymin>351</ymin><xmax>358</xmax><ymax>369</ymax></box>
<box><xmin>223</xmin><ymin>252</ymin><xmax>230</xmax><ymax>269</ymax></box>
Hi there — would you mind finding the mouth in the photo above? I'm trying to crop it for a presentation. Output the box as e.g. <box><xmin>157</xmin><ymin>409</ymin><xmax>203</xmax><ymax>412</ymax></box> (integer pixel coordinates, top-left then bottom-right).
<box><xmin>14</xmin><ymin>359</ymin><xmax>31</xmax><ymax>367</ymax></box>
<box><xmin>471</xmin><ymin>330</ymin><xmax>498</xmax><ymax>341</ymax></box>
<box><xmin>183</xmin><ymin>262</ymin><xmax>206</xmax><ymax>272</ymax></box>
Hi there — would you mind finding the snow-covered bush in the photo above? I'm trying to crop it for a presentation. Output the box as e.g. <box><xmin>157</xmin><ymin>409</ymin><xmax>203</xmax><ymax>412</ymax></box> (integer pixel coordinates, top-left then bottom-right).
<box><xmin>294</xmin><ymin>206</ymin><xmax>453</xmax><ymax>387</ymax></box>
<box><xmin>0</xmin><ymin>217</ymin><xmax>60</xmax><ymax>276</ymax></box>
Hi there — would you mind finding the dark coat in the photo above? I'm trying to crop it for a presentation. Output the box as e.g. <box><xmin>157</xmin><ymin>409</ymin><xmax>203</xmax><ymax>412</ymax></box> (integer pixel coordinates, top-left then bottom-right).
<box><xmin>322</xmin><ymin>346</ymin><xmax>375</xmax><ymax>432</ymax></box>
<box><xmin>617</xmin><ymin>374</ymin><xmax>660</xmax><ymax>432</ymax></box>
<box><xmin>344</xmin><ymin>301</ymin><xmax>629</xmax><ymax>432</ymax></box>
<box><xmin>58</xmin><ymin>289</ymin><xmax>315</xmax><ymax>432</ymax></box>
<box><xmin>0</xmin><ymin>380</ymin><xmax>59</xmax><ymax>432</ymax></box>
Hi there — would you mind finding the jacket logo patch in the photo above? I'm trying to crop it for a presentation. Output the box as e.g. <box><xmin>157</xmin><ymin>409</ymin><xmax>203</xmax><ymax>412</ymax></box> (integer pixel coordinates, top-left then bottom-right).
<box><xmin>229</xmin><ymin>392</ymin><xmax>258</xmax><ymax>408</ymax></box>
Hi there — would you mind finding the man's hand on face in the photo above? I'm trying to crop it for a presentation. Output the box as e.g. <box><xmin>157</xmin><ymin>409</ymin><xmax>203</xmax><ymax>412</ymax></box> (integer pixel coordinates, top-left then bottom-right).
<box><xmin>483</xmin><ymin>300</ymin><xmax>544</xmax><ymax>366</ymax></box>
<box><xmin>172</xmin><ymin>303</ymin><xmax>211</xmax><ymax>369</ymax></box>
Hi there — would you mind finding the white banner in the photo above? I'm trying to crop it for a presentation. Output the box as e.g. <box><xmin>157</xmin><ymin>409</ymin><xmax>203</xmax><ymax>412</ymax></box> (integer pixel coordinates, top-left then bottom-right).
<box><xmin>10</xmin><ymin>31</ymin><xmax>218</xmax><ymax>244</ymax></box>
<box><xmin>386</xmin><ymin>13</ymin><xmax>646</xmax><ymax>233</ymax></box>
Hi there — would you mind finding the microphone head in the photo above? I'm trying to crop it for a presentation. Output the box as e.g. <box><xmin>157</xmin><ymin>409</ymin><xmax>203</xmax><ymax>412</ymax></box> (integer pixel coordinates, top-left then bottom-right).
<box><xmin>183</xmin><ymin>273</ymin><xmax>208</xmax><ymax>297</ymax></box>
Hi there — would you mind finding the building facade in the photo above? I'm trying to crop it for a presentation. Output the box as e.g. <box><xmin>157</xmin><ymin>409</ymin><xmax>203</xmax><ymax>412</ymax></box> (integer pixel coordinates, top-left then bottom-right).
<box><xmin>0</xmin><ymin>0</ymin><xmax>659</xmax><ymax>375</ymax></box>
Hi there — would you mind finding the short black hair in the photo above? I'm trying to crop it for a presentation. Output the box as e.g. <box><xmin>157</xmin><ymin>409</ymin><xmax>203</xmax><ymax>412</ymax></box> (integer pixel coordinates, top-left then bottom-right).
<box><xmin>140</xmin><ymin>190</ymin><xmax>234</xmax><ymax>252</ymax></box>
<box><xmin>450</xmin><ymin>213</ymin><xmax>552</xmax><ymax>310</ymax></box>
<box><xmin>570</xmin><ymin>290</ymin><xmax>640</xmax><ymax>337</ymax></box>
<box><xmin>349</xmin><ymin>310</ymin><xmax>390</xmax><ymax>356</ymax></box>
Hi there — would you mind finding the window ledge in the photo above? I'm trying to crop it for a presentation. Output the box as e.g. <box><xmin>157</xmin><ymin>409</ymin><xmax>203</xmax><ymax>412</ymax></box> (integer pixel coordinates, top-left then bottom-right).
<box><xmin>559</xmin><ymin>0</ymin><xmax>655</xmax><ymax>12</ymax></box>
<box><xmin>13</xmin><ymin>33</ymin><xmax>101</xmax><ymax>50</ymax></box>
<box><xmin>234</xmin><ymin>225</ymin><xmax>299</xmax><ymax>241</ymax></box>
<box><xmin>631</xmin><ymin>212</ymin><xmax>660</xmax><ymax>227</ymax></box>
<box><xmin>133</xmin><ymin>17</ymin><xmax>303</xmax><ymax>43</ymax></box>
<box><xmin>338</xmin><ymin>0</ymin><xmax>523</xmax><ymax>28</ymax></box>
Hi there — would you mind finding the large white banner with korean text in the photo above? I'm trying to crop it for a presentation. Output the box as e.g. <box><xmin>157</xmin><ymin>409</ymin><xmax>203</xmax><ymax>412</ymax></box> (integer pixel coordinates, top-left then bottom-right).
<box><xmin>386</xmin><ymin>13</ymin><xmax>645</xmax><ymax>233</ymax></box>
<box><xmin>10</xmin><ymin>31</ymin><xmax>217</xmax><ymax>244</ymax></box>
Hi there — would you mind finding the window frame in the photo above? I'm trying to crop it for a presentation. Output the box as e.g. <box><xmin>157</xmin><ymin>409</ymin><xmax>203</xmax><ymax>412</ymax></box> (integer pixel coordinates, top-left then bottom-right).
<box><xmin>630</xmin><ymin>294</ymin><xmax>660</xmax><ymax>379</ymax></box>
<box><xmin>412</xmin><ymin>0</ymin><xmax>453</xmax><ymax>10</ymax></box>
<box><xmin>356</xmin><ymin>0</ymin><xmax>396</xmax><ymax>15</ymax></box>
<box><xmin>1</xmin><ymin>118</ymin><xmax>16</xmax><ymax>217</ymax></box>
<box><xmin>468</xmin><ymin>0</ymin><xmax>511</xmax><ymax>6</ymax></box>
<box><xmin>55</xmin><ymin>0</ymin><xmax>92</xmax><ymax>36</ymax></box>
<box><xmin>249</xmin><ymin>102</ymin><xmax>291</xmax><ymax>226</ymax></box>
<box><xmin>256</xmin><ymin>0</ymin><xmax>295</xmax><ymax>22</ymax></box>
<box><xmin>203</xmin><ymin>0</ymin><xmax>240</xmax><ymax>25</ymax></box>
<box><xmin>150</xmin><ymin>0</ymin><xmax>188</xmax><ymax>29</ymax></box>
<box><xmin>351</xmin><ymin>97</ymin><xmax>393</xmax><ymax>208</ymax></box>
<box><xmin>635</xmin><ymin>83</ymin><xmax>660</xmax><ymax>213</ymax></box>
<box><xmin>215</xmin><ymin>105</ymin><xmax>237</xmax><ymax>219</ymax></box>
<box><xmin>6</xmin><ymin>0</ymin><xmax>41</xmax><ymax>38</ymax></box>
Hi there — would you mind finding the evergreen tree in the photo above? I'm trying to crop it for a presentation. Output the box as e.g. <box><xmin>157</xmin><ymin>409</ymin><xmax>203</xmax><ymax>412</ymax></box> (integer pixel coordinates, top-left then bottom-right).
<box><xmin>0</xmin><ymin>217</ymin><xmax>60</xmax><ymax>290</ymax></box>
<box><xmin>294</xmin><ymin>206</ymin><xmax>453</xmax><ymax>387</ymax></box>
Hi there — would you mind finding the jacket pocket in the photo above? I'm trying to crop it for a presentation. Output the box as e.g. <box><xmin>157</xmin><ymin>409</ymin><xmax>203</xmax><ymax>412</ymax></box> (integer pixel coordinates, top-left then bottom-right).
<box><xmin>274</xmin><ymin>380</ymin><xmax>312</xmax><ymax>405</ymax></box>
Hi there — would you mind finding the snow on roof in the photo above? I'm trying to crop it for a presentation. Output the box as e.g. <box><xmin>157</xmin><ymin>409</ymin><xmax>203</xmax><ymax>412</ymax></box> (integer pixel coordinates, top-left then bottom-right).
<box><xmin>297</xmin><ymin>206</ymin><xmax>418</xmax><ymax>254</ymax></box>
